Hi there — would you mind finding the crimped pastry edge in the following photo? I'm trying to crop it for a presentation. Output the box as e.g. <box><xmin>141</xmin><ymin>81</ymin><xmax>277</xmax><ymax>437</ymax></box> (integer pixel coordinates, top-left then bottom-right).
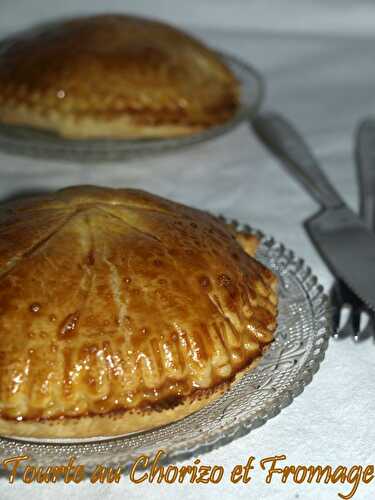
<box><xmin>0</xmin><ymin>107</ymin><xmax>205</xmax><ymax>139</ymax></box>
<box><xmin>0</xmin><ymin>355</ymin><xmax>264</xmax><ymax>439</ymax></box>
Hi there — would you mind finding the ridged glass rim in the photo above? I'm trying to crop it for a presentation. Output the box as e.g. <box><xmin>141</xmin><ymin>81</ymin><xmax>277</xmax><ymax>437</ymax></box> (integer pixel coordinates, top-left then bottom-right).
<box><xmin>0</xmin><ymin>221</ymin><xmax>331</xmax><ymax>468</ymax></box>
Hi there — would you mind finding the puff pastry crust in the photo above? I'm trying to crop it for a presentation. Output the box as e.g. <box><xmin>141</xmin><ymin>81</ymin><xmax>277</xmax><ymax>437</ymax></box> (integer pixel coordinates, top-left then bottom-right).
<box><xmin>0</xmin><ymin>15</ymin><xmax>239</xmax><ymax>139</ymax></box>
<box><xmin>0</xmin><ymin>186</ymin><xmax>277</xmax><ymax>438</ymax></box>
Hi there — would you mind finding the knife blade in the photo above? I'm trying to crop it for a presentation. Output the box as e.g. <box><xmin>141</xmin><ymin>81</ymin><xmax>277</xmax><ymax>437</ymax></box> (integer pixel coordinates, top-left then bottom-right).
<box><xmin>252</xmin><ymin>111</ymin><xmax>375</xmax><ymax>311</ymax></box>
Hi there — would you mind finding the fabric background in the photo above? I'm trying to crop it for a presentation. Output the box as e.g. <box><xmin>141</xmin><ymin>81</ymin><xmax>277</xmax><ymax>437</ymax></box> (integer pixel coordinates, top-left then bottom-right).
<box><xmin>1</xmin><ymin>2</ymin><xmax>375</xmax><ymax>498</ymax></box>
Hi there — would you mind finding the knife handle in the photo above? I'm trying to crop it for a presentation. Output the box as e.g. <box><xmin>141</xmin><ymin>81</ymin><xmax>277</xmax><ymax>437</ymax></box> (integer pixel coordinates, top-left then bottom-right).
<box><xmin>355</xmin><ymin>118</ymin><xmax>375</xmax><ymax>230</ymax></box>
<box><xmin>252</xmin><ymin>112</ymin><xmax>344</xmax><ymax>209</ymax></box>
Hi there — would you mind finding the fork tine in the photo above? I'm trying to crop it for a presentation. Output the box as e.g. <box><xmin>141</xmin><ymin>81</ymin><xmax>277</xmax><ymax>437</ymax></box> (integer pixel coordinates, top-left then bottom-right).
<box><xmin>371</xmin><ymin>313</ymin><xmax>375</xmax><ymax>342</ymax></box>
<box><xmin>330</xmin><ymin>285</ymin><xmax>341</xmax><ymax>336</ymax></box>
<box><xmin>337</xmin><ymin>308</ymin><xmax>355</xmax><ymax>339</ymax></box>
<box><xmin>330</xmin><ymin>282</ymin><xmax>352</xmax><ymax>339</ymax></box>
<box><xmin>351</xmin><ymin>308</ymin><xmax>362</xmax><ymax>341</ymax></box>
<box><xmin>354</xmin><ymin>310</ymin><xmax>373</xmax><ymax>342</ymax></box>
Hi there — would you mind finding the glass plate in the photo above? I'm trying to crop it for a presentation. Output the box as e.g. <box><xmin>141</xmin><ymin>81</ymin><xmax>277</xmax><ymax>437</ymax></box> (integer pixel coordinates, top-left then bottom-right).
<box><xmin>0</xmin><ymin>222</ymin><xmax>331</xmax><ymax>468</ymax></box>
<box><xmin>0</xmin><ymin>52</ymin><xmax>264</xmax><ymax>162</ymax></box>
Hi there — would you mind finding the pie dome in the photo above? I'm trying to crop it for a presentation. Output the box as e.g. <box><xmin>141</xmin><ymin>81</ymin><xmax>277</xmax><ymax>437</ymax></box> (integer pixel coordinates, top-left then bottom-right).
<box><xmin>0</xmin><ymin>186</ymin><xmax>277</xmax><ymax>437</ymax></box>
<box><xmin>0</xmin><ymin>14</ymin><xmax>239</xmax><ymax>139</ymax></box>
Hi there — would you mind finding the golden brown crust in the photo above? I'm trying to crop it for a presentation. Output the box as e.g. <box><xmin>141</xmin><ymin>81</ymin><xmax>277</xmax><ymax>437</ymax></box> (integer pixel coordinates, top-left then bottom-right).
<box><xmin>0</xmin><ymin>359</ymin><xmax>263</xmax><ymax>439</ymax></box>
<box><xmin>0</xmin><ymin>186</ymin><xmax>277</xmax><ymax>438</ymax></box>
<box><xmin>0</xmin><ymin>14</ymin><xmax>239</xmax><ymax>139</ymax></box>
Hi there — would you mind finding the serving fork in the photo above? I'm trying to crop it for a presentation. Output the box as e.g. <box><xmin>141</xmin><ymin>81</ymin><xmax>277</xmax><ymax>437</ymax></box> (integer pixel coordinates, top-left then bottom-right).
<box><xmin>331</xmin><ymin>118</ymin><xmax>375</xmax><ymax>341</ymax></box>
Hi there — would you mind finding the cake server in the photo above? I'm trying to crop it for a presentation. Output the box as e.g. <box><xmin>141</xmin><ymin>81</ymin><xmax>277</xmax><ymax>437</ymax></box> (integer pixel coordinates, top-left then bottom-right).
<box><xmin>252</xmin><ymin>111</ymin><xmax>375</xmax><ymax>311</ymax></box>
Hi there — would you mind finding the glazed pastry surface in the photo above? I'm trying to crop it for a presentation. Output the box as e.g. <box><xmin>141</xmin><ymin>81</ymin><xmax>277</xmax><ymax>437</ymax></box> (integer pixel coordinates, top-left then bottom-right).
<box><xmin>0</xmin><ymin>186</ymin><xmax>277</xmax><ymax>437</ymax></box>
<box><xmin>0</xmin><ymin>15</ymin><xmax>239</xmax><ymax>138</ymax></box>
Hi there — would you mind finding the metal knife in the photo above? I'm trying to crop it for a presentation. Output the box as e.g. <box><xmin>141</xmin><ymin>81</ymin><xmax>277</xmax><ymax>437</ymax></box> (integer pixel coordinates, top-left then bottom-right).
<box><xmin>252</xmin><ymin>111</ymin><xmax>375</xmax><ymax>311</ymax></box>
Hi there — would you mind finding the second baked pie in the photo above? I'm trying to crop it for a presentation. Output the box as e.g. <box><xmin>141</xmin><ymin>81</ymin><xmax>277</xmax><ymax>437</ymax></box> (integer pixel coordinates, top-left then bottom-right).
<box><xmin>0</xmin><ymin>14</ymin><xmax>239</xmax><ymax>139</ymax></box>
<box><xmin>0</xmin><ymin>186</ymin><xmax>277</xmax><ymax>438</ymax></box>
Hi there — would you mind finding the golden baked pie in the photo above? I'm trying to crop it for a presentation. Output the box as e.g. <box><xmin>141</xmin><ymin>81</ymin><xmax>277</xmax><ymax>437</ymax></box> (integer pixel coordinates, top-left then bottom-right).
<box><xmin>0</xmin><ymin>186</ymin><xmax>277</xmax><ymax>438</ymax></box>
<box><xmin>0</xmin><ymin>14</ymin><xmax>239</xmax><ymax>139</ymax></box>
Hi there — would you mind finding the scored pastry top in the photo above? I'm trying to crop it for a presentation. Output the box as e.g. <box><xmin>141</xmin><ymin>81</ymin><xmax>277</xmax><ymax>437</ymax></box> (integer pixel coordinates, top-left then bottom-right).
<box><xmin>0</xmin><ymin>15</ymin><xmax>239</xmax><ymax>138</ymax></box>
<box><xmin>0</xmin><ymin>186</ymin><xmax>277</xmax><ymax>426</ymax></box>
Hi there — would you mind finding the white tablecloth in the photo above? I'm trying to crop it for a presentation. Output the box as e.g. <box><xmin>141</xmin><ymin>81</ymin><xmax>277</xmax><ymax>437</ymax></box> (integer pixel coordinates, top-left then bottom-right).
<box><xmin>1</xmin><ymin>2</ymin><xmax>375</xmax><ymax>499</ymax></box>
